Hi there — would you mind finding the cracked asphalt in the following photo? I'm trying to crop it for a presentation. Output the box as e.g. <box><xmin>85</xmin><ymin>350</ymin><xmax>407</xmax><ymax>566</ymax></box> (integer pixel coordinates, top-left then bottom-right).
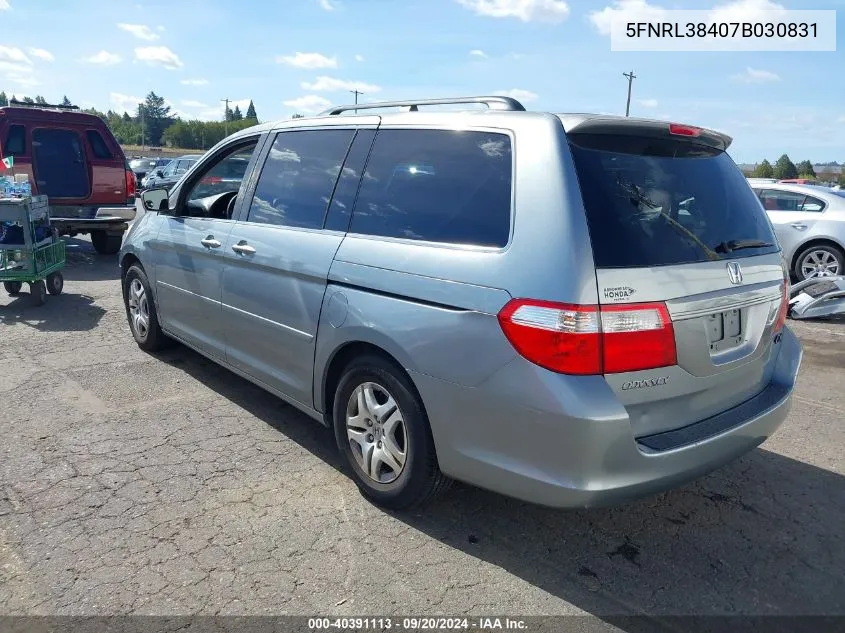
<box><xmin>0</xmin><ymin>235</ymin><xmax>843</xmax><ymax>621</ymax></box>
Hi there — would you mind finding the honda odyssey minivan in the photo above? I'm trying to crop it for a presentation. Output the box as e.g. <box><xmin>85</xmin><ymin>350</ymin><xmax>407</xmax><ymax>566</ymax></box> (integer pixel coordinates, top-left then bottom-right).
<box><xmin>120</xmin><ymin>96</ymin><xmax>803</xmax><ymax>510</ymax></box>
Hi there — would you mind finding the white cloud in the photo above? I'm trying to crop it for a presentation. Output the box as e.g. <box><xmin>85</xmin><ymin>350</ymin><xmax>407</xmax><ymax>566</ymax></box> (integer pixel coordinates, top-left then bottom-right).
<box><xmin>276</xmin><ymin>52</ymin><xmax>338</xmax><ymax>69</ymax></box>
<box><xmin>0</xmin><ymin>45</ymin><xmax>31</xmax><ymax>65</ymax></box>
<box><xmin>301</xmin><ymin>76</ymin><xmax>381</xmax><ymax>93</ymax></box>
<box><xmin>181</xmin><ymin>78</ymin><xmax>209</xmax><ymax>86</ymax></box>
<box><xmin>589</xmin><ymin>0</ymin><xmax>668</xmax><ymax>36</ymax></box>
<box><xmin>495</xmin><ymin>88</ymin><xmax>538</xmax><ymax>102</ymax></box>
<box><xmin>157</xmin><ymin>25</ymin><xmax>166</xmax><ymax>32</ymax></box>
<box><xmin>27</xmin><ymin>48</ymin><xmax>54</xmax><ymax>62</ymax></box>
<box><xmin>283</xmin><ymin>95</ymin><xmax>332</xmax><ymax>113</ymax></box>
<box><xmin>0</xmin><ymin>0</ymin><xmax>9</xmax><ymax>10</ymax></box>
<box><xmin>118</xmin><ymin>23</ymin><xmax>160</xmax><ymax>41</ymax></box>
<box><xmin>7</xmin><ymin>74</ymin><xmax>39</xmax><ymax>87</ymax></box>
<box><xmin>318</xmin><ymin>0</ymin><xmax>339</xmax><ymax>9</ymax></box>
<box><xmin>456</xmin><ymin>0</ymin><xmax>570</xmax><ymax>22</ymax></box>
<box><xmin>638</xmin><ymin>98</ymin><xmax>659</xmax><ymax>108</ymax></box>
<box><xmin>355</xmin><ymin>54</ymin><xmax>365</xmax><ymax>62</ymax></box>
<box><xmin>82</xmin><ymin>50</ymin><xmax>122</xmax><ymax>65</ymax></box>
<box><xmin>181</xmin><ymin>99</ymin><xmax>209</xmax><ymax>108</ymax></box>
<box><xmin>0</xmin><ymin>61</ymin><xmax>30</xmax><ymax>75</ymax></box>
<box><xmin>110</xmin><ymin>92</ymin><xmax>143</xmax><ymax>112</ymax></box>
<box><xmin>470</xmin><ymin>49</ymin><xmax>488</xmax><ymax>58</ymax></box>
<box><xmin>709</xmin><ymin>0</ymin><xmax>787</xmax><ymax>25</ymax></box>
<box><xmin>732</xmin><ymin>67</ymin><xmax>781</xmax><ymax>83</ymax></box>
<box><xmin>134</xmin><ymin>46</ymin><xmax>183</xmax><ymax>69</ymax></box>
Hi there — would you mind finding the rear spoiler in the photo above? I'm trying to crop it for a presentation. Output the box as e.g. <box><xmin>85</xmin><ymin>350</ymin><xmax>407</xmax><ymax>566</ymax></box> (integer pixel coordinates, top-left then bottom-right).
<box><xmin>559</xmin><ymin>115</ymin><xmax>732</xmax><ymax>152</ymax></box>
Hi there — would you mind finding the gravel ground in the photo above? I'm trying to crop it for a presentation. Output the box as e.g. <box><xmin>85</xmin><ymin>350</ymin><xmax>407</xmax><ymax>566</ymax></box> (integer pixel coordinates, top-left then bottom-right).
<box><xmin>0</xmin><ymin>236</ymin><xmax>843</xmax><ymax>621</ymax></box>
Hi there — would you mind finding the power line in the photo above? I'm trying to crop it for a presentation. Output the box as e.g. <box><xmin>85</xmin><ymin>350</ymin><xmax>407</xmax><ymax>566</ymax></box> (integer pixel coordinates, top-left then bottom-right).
<box><xmin>623</xmin><ymin>70</ymin><xmax>636</xmax><ymax>117</ymax></box>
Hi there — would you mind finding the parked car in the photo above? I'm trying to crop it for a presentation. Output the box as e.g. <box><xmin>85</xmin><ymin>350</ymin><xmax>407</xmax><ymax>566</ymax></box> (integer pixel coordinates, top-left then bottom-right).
<box><xmin>121</xmin><ymin>96</ymin><xmax>802</xmax><ymax>510</ymax></box>
<box><xmin>130</xmin><ymin>157</ymin><xmax>171</xmax><ymax>187</ymax></box>
<box><xmin>141</xmin><ymin>154</ymin><xmax>201</xmax><ymax>191</ymax></box>
<box><xmin>0</xmin><ymin>101</ymin><xmax>136</xmax><ymax>254</ymax></box>
<box><xmin>750</xmin><ymin>182</ymin><xmax>845</xmax><ymax>281</ymax></box>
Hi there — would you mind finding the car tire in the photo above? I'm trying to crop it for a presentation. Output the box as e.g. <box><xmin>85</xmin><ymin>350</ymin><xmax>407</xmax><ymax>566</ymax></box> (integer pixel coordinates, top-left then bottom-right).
<box><xmin>91</xmin><ymin>230</ymin><xmax>123</xmax><ymax>255</ymax></box>
<box><xmin>30</xmin><ymin>280</ymin><xmax>46</xmax><ymax>306</ymax></box>
<box><xmin>3</xmin><ymin>281</ymin><xmax>22</xmax><ymax>296</ymax></box>
<box><xmin>123</xmin><ymin>264</ymin><xmax>171</xmax><ymax>352</ymax></box>
<box><xmin>793</xmin><ymin>243</ymin><xmax>845</xmax><ymax>281</ymax></box>
<box><xmin>332</xmin><ymin>354</ymin><xmax>451</xmax><ymax>510</ymax></box>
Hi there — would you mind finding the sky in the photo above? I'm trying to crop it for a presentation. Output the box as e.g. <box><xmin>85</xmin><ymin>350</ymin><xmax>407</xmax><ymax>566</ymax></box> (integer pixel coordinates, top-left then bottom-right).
<box><xmin>0</xmin><ymin>0</ymin><xmax>843</xmax><ymax>163</ymax></box>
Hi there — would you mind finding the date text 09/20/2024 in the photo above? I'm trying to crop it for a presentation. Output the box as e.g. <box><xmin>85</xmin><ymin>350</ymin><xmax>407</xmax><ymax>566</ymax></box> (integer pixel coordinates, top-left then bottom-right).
<box><xmin>308</xmin><ymin>617</ymin><xmax>527</xmax><ymax>630</ymax></box>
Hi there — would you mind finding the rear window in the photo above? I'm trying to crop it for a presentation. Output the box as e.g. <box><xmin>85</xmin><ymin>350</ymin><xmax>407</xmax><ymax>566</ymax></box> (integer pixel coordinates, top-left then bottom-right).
<box><xmin>569</xmin><ymin>134</ymin><xmax>779</xmax><ymax>268</ymax></box>
<box><xmin>86</xmin><ymin>130</ymin><xmax>113</xmax><ymax>159</ymax></box>
<box><xmin>3</xmin><ymin>125</ymin><xmax>26</xmax><ymax>156</ymax></box>
<box><xmin>349</xmin><ymin>129</ymin><xmax>513</xmax><ymax>247</ymax></box>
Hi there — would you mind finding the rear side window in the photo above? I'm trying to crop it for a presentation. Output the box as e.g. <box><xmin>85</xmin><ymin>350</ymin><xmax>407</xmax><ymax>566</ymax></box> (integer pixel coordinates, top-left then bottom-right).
<box><xmin>247</xmin><ymin>129</ymin><xmax>355</xmax><ymax>229</ymax></box>
<box><xmin>349</xmin><ymin>129</ymin><xmax>512</xmax><ymax>247</ymax></box>
<box><xmin>3</xmin><ymin>125</ymin><xmax>26</xmax><ymax>156</ymax></box>
<box><xmin>569</xmin><ymin>134</ymin><xmax>779</xmax><ymax>268</ymax></box>
<box><xmin>759</xmin><ymin>189</ymin><xmax>825</xmax><ymax>212</ymax></box>
<box><xmin>86</xmin><ymin>130</ymin><xmax>113</xmax><ymax>159</ymax></box>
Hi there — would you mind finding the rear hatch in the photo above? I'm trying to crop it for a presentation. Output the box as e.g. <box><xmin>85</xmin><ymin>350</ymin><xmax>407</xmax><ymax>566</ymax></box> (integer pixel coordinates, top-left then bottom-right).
<box><xmin>566</xmin><ymin>118</ymin><xmax>788</xmax><ymax>439</ymax></box>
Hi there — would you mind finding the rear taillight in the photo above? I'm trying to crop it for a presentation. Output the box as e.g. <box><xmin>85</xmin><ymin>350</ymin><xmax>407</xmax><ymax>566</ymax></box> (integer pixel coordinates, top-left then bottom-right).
<box><xmin>773</xmin><ymin>276</ymin><xmax>790</xmax><ymax>335</ymax></box>
<box><xmin>497</xmin><ymin>299</ymin><xmax>677</xmax><ymax>375</ymax></box>
<box><xmin>125</xmin><ymin>169</ymin><xmax>136</xmax><ymax>200</ymax></box>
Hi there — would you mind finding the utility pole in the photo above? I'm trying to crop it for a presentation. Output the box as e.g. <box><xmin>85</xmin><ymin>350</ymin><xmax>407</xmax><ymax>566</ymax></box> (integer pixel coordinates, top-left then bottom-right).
<box><xmin>221</xmin><ymin>98</ymin><xmax>230</xmax><ymax>136</ymax></box>
<box><xmin>623</xmin><ymin>70</ymin><xmax>636</xmax><ymax>117</ymax></box>
<box><xmin>140</xmin><ymin>104</ymin><xmax>146</xmax><ymax>150</ymax></box>
<box><xmin>349</xmin><ymin>89</ymin><xmax>363</xmax><ymax>113</ymax></box>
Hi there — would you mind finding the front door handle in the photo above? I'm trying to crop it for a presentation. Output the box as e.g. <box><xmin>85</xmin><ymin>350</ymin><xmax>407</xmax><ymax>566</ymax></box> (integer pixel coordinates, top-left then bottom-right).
<box><xmin>790</xmin><ymin>223</ymin><xmax>808</xmax><ymax>230</ymax></box>
<box><xmin>201</xmin><ymin>236</ymin><xmax>222</xmax><ymax>248</ymax></box>
<box><xmin>231</xmin><ymin>240</ymin><xmax>256</xmax><ymax>255</ymax></box>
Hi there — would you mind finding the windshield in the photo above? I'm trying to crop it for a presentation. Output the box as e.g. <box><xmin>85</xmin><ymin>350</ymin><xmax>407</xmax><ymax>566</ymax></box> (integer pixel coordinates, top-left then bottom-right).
<box><xmin>569</xmin><ymin>134</ymin><xmax>779</xmax><ymax>268</ymax></box>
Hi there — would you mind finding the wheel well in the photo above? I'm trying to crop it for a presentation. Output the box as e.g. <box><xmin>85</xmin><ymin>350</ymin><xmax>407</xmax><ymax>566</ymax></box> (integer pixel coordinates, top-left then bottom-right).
<box><xmin>120</xmin><ymin>253</ymin><xmax>141</xmax><ymax>278</ymax></box>
<box><xmin>321</xmin><ymin>342</ymin><xmax>416</xmax><ymax>424</ymax></box>
<box><xmin>790</xmin><ymin>238</ymin><xmax>845</xmax><ymax>272</ymax></box>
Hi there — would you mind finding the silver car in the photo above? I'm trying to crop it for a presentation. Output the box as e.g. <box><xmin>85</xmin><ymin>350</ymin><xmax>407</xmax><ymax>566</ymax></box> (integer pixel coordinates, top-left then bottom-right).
<box><xmin>120</xmin><ymin>96</ymin><xmax>802</xmax><ymax>510</ymax></box>
<box><xmin>750</xmin><ymin>182</ymin><xmax>845</xmax><ymax>280</ymax></box>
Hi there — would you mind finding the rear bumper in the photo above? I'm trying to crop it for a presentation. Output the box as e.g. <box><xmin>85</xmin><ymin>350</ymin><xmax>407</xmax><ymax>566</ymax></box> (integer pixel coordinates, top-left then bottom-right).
<box><xmin>413</xmin><ymin>326</ymin><xmax>802</xmax><ymax>508</ymax></box>
<box><xmin>50</xmin><ymin>206</ymin><xmax>135</xmax><ymax>235</ymax></box>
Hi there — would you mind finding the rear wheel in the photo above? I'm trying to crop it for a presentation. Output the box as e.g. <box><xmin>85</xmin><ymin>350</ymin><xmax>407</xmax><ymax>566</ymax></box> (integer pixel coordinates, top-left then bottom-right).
<box><xmin>91</xmin><ymin>230</ymin><xmax>123</xmax><ymax>255</ymax></box>
<box><xmin>123</xmin><ymin>264</ymin><xmax>170</xmax><ymax>351</ymax></box>
<box><xmin>46</xmin><ymin>272</ymin><xmax>63</xmax><ymax>296</ymax></box>
<box><xmin>794</xmin><ymin>243</ymin><xmax>844</xmax><ymax>281</ymax></box>
<box><xmin>30</xmin><ymin>280</ymin><xmax>46</xmax><ymax>306</ymax></box>
<box><xmin>333</xmin><ymin>355</ymin><xmax>451</xmax><ymax>509</ymax></box>
<box><xmin>3</xmin><ymin>281</ymin><xmax>22</xmax><ymax>296</ymax></box>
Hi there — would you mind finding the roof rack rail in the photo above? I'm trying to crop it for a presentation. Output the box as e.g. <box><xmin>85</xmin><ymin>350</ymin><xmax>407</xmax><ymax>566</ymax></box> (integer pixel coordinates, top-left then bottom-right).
<box><xmin>7</xmin><ymin>99</ymin><xmax>80</xmax><ymax>111</ymax></box>
<box><xmin>320</xmin><ymin>96</ymin><xmax>526</xmax><ymax>116</ymax></box>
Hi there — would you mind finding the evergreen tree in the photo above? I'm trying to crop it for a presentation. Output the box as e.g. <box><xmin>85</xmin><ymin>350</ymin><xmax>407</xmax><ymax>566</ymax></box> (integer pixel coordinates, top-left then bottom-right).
<box><xmin>231</xmin><ymin>105</ymin><xmax>243</xmax><ymax>121</ymax></box>
<box><xmin>139</xmin><ymin>91</ymin><xmax>173</xmax><ymax>145</ymax></box>
<box><xmin>61</xmin><ymin>95</ymin><xmax>73</xmax><ymax>107</ymax></box>
<box><xmin>34</xmin><ymin>95</ymin><xmax>48</xmax><ymax>105</ymax></box>
<box><xmin>795</xmin><ymin>160</ymin><xmax>816</xmax><ymax>178</ymax></box>
<box><xmin>773</xmin><ymin>154</ymin><xmax>798</xmax><ymax>180</ymax></box>
<box><xmin>245</xmin><ymin>100</ymin><xmax>257</xmax><ymax>120</ymax></box>
<box><xmin>753</xmin><ymin>159</ymin><xmax>774</xmax><ymax>178</ymax></box>
<box><xmin>22</xmin><ymin>96</ymin><xmax>35</xmax><ymax>104</ymax></box>
<box><xmin>0</xmin><ymin>91</ymin><xmax>8</xmax><ymax>106</ymax></box>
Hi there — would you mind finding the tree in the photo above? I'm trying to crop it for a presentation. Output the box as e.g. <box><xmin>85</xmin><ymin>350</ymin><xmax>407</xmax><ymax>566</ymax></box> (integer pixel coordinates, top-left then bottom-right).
<box><xmin>839</xmin><ymin>173</ymin><xmax>845</xmax><ymax>188</ymax></box>
<box><xmin>34</xmin><ymin>95</ymin><xmax>47</xmax><ymax>105</ymax></box>
<box><xmin>753</xmin><ymin>159</ymin><xmax>774</xmax><ymax>178</ymax></box>
<box><xmin>22</xmin><ymin>96</ymin><xmax>34</xmax><ymax>104</ymax></box>
<box><xmin>224</xmin><ymin>106</ymin><xmax>233</xmax><ymax>122</ymax></box>
<box><xmin>61</xmin><ymin>95</ymin><xmax>73</xmax><ymax>107</ymax></box>
<box><xmin>0</xmin><ymin>91</ymin><xmax>7</xmax><ymax>106</ymax></box>
<box><xmin>139</xmin><ymin>91</ymin><xmax>173</xmax><ymax>146</ymax></box>
<box><xmin>231</xmin><ymin>105</ymin><xmax>243</xmax><ymax>121</ymax></box>
<box><xmin>795</xmin><ymin>160</ymin><xmax>816</xmax><ymax>179</ymax></box>
<box><xmin>245</xmin><ymin>100</ymin><xmax>257</xmax><ymax>120</ymax></box>
<box><xmin>773</xmin><ymin>154</ymin><xmax>798</xmax><ymax>180</ymax></box>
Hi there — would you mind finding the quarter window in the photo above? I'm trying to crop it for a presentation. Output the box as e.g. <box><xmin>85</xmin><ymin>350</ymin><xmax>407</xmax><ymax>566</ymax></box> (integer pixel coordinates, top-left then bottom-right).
<box><xmin>86</xmin><ymin>130</ymin><xmax>113</xmax><ymax>159</ymax></box>
<box><xmin>759</xmin><ymin>189</ymin><xmax>825</xmax><ymax>212</ymax></box>
<box><xmin>247</xmin><ymin>129</ymin><xmax>355</xmax><ymax>229</ymax></box>
<box><xmin>3</xmin><ymin>125</ymin><xmax>26</xmax><ymax>156</ymax></box>
<box><xmin>349</xmin><ymin>129</ymin><xmax>513</xmax><ymax>247</ymax></box>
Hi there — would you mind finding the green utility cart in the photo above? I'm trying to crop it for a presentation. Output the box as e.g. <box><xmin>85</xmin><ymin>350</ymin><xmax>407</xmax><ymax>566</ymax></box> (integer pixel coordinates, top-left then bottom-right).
<box><xmin>0</xmin><ymin>195</ymin><xmax>65</xmax><ymax>306</ymax></box>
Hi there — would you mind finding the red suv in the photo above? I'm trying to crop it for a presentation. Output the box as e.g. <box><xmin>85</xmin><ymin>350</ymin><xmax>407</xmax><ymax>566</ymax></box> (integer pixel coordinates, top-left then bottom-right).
<box><xmin>0</xmin><ymin>102</ymin><xmax>136</xmax><ymax>254</ymax></box>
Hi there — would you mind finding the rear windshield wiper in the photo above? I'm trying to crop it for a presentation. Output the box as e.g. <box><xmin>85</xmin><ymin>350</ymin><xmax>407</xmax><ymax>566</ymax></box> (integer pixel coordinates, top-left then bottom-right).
<box><xmin>713</xmin><ymin>239</ymin><xmax>774</xmax><ymax>253</ymax></box>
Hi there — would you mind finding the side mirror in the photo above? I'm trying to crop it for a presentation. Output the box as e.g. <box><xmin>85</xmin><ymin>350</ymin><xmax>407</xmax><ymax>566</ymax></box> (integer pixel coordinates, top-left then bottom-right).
<box><xmin>141</xmin><ymin>187</ymin><xmax>169</xmax><ymax>212</ymax></box>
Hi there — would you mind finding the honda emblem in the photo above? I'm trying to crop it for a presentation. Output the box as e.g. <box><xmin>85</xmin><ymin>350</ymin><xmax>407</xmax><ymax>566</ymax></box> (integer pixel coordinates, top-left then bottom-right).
<box><xmin>726</xmin><ymin>262</ymin><xmax>743</xmax><ymax>285</ymax></box>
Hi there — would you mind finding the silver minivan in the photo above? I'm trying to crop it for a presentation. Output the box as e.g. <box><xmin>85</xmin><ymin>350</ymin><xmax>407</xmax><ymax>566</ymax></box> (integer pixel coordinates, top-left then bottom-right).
<box><xmin>121</xmin><ymin>96</ymin><xmax>802</xmax><ymax>510</ymax></box>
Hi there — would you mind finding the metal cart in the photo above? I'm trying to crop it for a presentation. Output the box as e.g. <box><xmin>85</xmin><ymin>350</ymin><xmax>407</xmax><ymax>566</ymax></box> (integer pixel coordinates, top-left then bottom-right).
<box><xmin>0</xmin><ymin>195</ymin><xmax>65</xmax><ymax>306</ymax></box>
<box><xmin>788</xmin><ymin>276</ymin><xmax>845</xmax><ymax>320</ymax></box>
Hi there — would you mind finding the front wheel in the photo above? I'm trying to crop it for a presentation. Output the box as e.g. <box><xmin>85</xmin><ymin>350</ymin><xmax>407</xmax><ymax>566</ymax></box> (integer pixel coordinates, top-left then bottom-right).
<box><xmin>333</xmin><ymin>355</ymin><xmax>451</xmax><ymax>510</ymax></box>
<box><xmin>3</xmin><ymin>281</ymin><xmax>22</xmax><ymax>296</ymax></box>
<box><xmin>91</xmin><ymin>230</ymin><xmax>123</xmax><ymax>255</ymax></box>
<box><xmin>794</xmin><ymin>244</ymin><xmax>844</xmax><ymax>281</ymax></box>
